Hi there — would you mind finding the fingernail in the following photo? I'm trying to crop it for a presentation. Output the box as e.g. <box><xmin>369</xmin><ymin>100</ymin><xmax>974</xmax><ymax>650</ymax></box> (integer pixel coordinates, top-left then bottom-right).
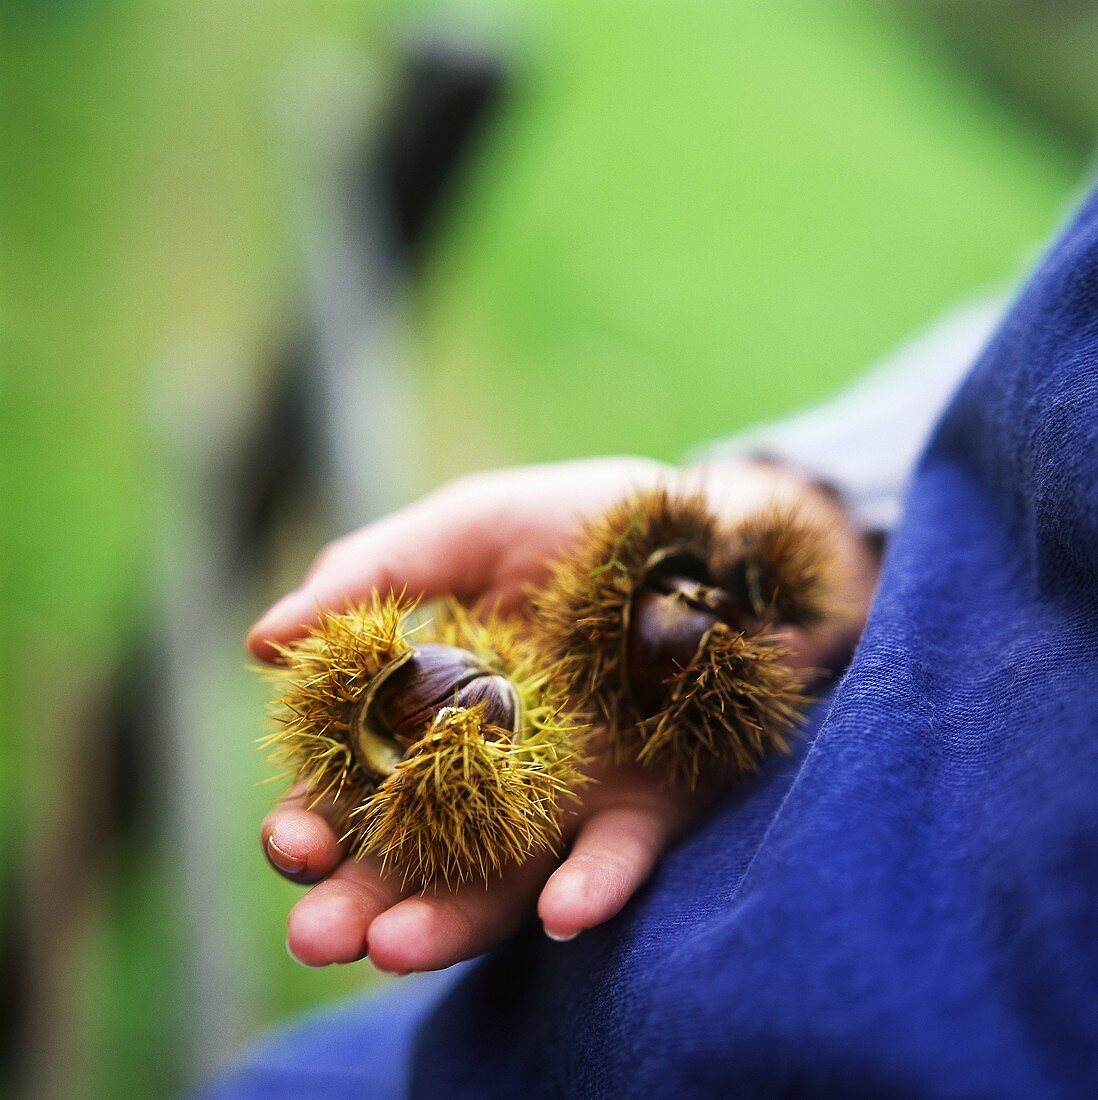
<box><xmin>266</xmin><ymin>835</ymin><xmax>307</xmax><ymax>876</ymax></box>
<box><xmin>544</xmin><ymin>927</ymin><xmax>579</xmax><ymax>943</ymax></box>
<box><xmin>373</xmin><ymin>964</ymin><xmax>411</xmax><ymax>977</ymax></box>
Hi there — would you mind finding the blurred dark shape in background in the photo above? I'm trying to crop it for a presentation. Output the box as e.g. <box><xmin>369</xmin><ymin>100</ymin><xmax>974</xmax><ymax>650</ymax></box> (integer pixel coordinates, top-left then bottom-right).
<box><xmin>372</xmin><ymin>42</ymin><xmax>505</xmax><ymax>267</ymax></box>
<box><xmin>2</xmin><ymin>2</ymin><xmax>1095</xmax><ymax>1096</ymax></box>
<box><xmin>922</xmin><ymin>0</ymin><xmax>1098</xmax><ymax>148</ymax></box>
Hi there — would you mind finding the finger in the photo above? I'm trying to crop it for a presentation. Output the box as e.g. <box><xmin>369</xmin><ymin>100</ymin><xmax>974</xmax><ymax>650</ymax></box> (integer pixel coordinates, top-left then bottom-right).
<box><xmin>286</xmin><ymin>856</ymin><xmax>406</xmax><ymax>967</ymax></box>
<box><xmin>366</xmin><ymin>851</ymin><xmax>557</xmax><ymax>975</ymax></box>
<box><xmin>537</xmin><ymin>795</ymin><xmax>688</xmax><ymax>942</ymax></box>
<box><xmin>247</xmin><ymin>486</ymin><xmax>502</xmax><ymax>662</ymax></box>
<box><xmin>261</xmin><ymin>786</ymin><xmax>348</xmax><ymax>885</ymax></box>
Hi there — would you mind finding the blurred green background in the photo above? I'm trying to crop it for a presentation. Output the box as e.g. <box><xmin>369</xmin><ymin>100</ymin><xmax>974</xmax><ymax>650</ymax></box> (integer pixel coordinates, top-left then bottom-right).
<box><xmin>3</xmin><ymin>1</ymin><xmax>1095</xmax><ymax>1095</ymax></box>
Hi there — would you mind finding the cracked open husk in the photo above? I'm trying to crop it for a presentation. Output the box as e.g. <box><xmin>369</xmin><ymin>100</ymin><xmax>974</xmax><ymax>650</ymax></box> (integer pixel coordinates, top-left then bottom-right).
<box><xmin>260</xmin><ymin>595</ymin><xmax>585</xmax><ymax>887</ymax></box>
<box><xmin>531</xmin><ymin>486</ymin><xmax>833</xmax><ymax>785</ymax></box>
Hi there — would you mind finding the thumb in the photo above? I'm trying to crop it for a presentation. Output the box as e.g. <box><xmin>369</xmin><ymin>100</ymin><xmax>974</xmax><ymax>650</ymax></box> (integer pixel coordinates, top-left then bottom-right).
<box><xmin>247</xmin><ymin>484</ymin><xmax>502</xmax><ymax>662</ymax></box>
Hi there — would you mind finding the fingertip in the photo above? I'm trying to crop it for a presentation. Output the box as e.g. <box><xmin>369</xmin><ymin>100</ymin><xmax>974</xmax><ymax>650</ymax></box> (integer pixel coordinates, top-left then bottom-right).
<box><xmin>246</xmin><ymin>627</ymin><xmax>283</xmax><ymax>664</ymax></box>
<box><xmin>540</xmin><ymin>834</ymin><xmax>657</xmax><ymax>938</ymax></box>
<box><xmin>538</xmin><ymin>864</ymin><xmax>592</xmax><ymax>942</ymax></box>
<box><xmin>286</xmin><ymin>884</ymin><xmax>371</xmax><ymax>967</ymax></box>
<box><xmin>365</xmin><ymin>901</ymin><xmax>431</xmax><ymax>974</ymax></box>
<box><xmin>262</xmin><ymin>809</ymin><xmax>342</xmax><ymax>885</ymax></box>
<box><xmin>285</xmin><ymin>936</ymin><xmax>315</xmax><ymax>967</ymax></box>
<box><xmin>368</xmin><ymin>898</ymin><xmax>469</xmax><ymax>974</ymax></box>
<box><xmin>247</xmin><ymin>590</ymin><xmax>312</xmax><ymax>661</ymax></box>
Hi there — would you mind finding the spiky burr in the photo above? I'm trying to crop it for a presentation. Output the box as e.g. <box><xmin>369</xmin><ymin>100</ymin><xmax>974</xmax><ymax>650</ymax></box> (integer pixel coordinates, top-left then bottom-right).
<box><xmin>260</xmin><ymin>595</ymin><xmax>585</xmax><ymax>888</ymax></box>
<box><xmin>531</xmin><ymin>487</ymin><xmax>832</xmax><ymax>785</ymax></box>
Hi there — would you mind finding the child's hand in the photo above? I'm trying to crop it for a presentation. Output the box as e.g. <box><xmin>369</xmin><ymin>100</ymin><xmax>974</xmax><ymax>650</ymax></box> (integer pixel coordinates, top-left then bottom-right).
<box><xmin>248</xmin><ymin>457</ymin><xmax>878</xmax><ymax>973</ymax></box>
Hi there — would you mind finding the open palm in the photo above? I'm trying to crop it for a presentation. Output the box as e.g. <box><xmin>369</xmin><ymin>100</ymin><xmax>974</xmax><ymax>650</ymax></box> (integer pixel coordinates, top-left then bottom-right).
<box><xmin>248</xmin><ymin>456</ymin><xmax>877</xmax><ymax>973</ymax></box>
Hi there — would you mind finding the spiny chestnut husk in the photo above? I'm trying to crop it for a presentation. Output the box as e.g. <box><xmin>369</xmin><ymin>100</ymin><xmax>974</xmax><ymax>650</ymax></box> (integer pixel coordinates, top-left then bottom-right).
<box><xmin>532</xmin><ymin>487</ymin><xmax>832</xmax><ymax>785</ymax></box>
<box><xmin>260</xmin><ymin>595</ymin><xmax>584</xmax><ymax>887</ymax></box>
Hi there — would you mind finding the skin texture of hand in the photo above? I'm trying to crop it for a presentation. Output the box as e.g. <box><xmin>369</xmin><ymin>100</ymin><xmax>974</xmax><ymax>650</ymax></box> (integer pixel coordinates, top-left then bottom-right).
<box><xmin>248</xmin><ymin>456</ymin><xmax>879</xmax><ymax>973</ymax></box>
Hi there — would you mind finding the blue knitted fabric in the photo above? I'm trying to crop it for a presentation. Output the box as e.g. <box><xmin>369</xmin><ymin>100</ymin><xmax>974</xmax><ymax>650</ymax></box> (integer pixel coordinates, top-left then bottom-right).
<box><xmin>204</xmin><ymin>188</ymin><xmax>1098</xmax><ymax>1098</ymax></box>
